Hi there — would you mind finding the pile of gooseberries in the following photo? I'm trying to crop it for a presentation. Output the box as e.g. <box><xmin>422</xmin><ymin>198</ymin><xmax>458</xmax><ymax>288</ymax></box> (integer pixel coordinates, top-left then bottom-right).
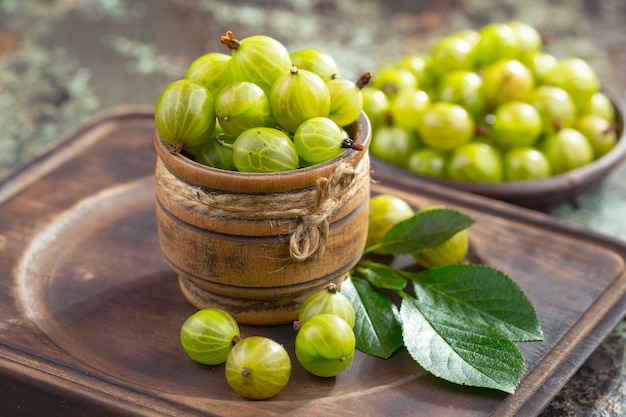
<box><xmin>155</xmin><ymin>31</ymin><xmax>369</xmax><ymax>173</ymax></box>
<box><xmin>364</xmin><ymin>21</ymin><xmax>619</xmax><ymax>182</ymax></box>
<box><xmin>179</xmin><ymin>283</ymin><xmax>356</xmax><ymax>400</ymax></box>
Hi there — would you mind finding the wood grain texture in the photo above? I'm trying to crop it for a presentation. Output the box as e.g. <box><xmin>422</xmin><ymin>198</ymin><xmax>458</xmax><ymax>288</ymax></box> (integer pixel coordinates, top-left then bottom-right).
<box><xmin>1</xmin><ymin>107</ymin><xmax>626</xmax><ymax>416</ymax></box>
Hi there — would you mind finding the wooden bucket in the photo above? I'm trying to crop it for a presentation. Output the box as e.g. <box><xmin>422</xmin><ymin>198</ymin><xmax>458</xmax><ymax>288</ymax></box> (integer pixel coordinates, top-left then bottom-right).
<box><xmin>154</xmin><ymin>114</ymin><xmax>371</xmax><ymax>325</ymax></box>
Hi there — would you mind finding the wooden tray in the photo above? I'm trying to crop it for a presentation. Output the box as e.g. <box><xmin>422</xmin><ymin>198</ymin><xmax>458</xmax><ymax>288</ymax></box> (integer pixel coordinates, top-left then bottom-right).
<box><xmin>2</xmin><ymin>107</ymin><xmax>626</xmax><ymax>417</ymax></box>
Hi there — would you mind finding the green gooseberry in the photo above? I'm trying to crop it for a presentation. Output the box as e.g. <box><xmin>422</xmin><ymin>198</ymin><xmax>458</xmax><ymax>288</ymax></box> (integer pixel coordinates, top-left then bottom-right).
<box><xmin>155</xmin><ymin>79</ymin><xmax>216</xmax><ymax>151</ymax></box>
<box><xmin>220</xmin><ymin>30</ymin><xmax>292</xmax><ymax>96</ymax></box>
<box><xmin>370</xmin><ymin>125</ymin><xmax>418</xmax><ymax>167</ymax></box>
<box><xmin>446</xmin><ymin>142</ymin><xmax>504</xmax><ymax>182</ymax></box>
<box><xmin>583</xmin><ymin>92</ymin><xmax>616</xmax><ymax>122</ymax></box>
<box><xmin>531</xmin><ymin>85</ymin><xmax>577</xmax><ymax>132</ymax></box>
<box><xmin>396</xmin><ymin>54</ymin><xmax>436</xmax><ymax>92</ymax></box>
<box><xmin>437</xmin><ymin>70</ymin><xmax>485</xmax><ymax>120</ymax></box>
<box><xmin>223</xmin><ymin>127</ymin><xmax>299</xmax><ymax>173</ymax></box>
<box><xmin>490</xmin><ymin>101</ymin><xmax>543</xmax><ymax>149</ymax></box>
<box><xmin>297</xmin><ymin>283</ymin><xmax>355</xmax><ymax>328</ymax></box>
<box><xmin>366</xmin><ymin>193</ymin><xmax>414</xmax><ymax>255</ymax></box>
<box><xmin>361</xmin><ymin>86</ymin><xmax>390</xmax><ymax>132</ymax></box>
<box><xmin>389</xmin><ymin>88</ymin><xmax>431</xmax><ymax>133</ymax></box>
<box><xmin>185</xmin><ymin>52</ymin><xmax>232</xmax><ymax>98</ymax></box>
<box><xmin>371</xmin><ymin>65</ymin><xmax>417</xmax><ymax>97</ymax></box>
<box><xmin>481</xmin><ymin>59</ymin><xmax>535</xmax><ymax>110</ymax></box>
<box><xmin>193</xmin><ymin>125</ymin><xmax>236</xmax><ymax>170</ymax></box>
<box><xmin>520</xmin><ymin>51</ymin><xmax>557</xmax><ymax>85</ymax></box>
<box><xmin>407</xmin><ymin>147</ymin><xmax>447</xmax><ymax>178</ymax></box>
<box><xmin>326</xmin><ymin>72</ymin><xmax>370</xmax><ymax>127</ymax></box>
<box><xmin>225</xmin><ymin>336</ymin><xmax>291</xmax><ymax>400</ymax></box>
<box><xmin>293</xmin><ymin>117</ymin><xmax>345</xmax><ymax>164</ymax></box>
<box><xmin>418</xmin><ymin>102</ymin><xmax>475</xmax><ymax>152</ymax></box>
<box><xmin>215</xmin><ymin>81</ymin><xmax>271</xmax><ymax>137</ymax></box>
<box><xmin>295</xmin><ymin>314</ymin><xmax>355</xmax><ymax>377</ymax></box>
<box><xmin>180</xmin><ymin>308</ymin><xmax>240</xmax><ymax>365</ymax></box>
<box><xmin>270</xmin><ymin>66</ymin><xmax>331</xmax><ymax>133</ymax></box>
<box><xmin>473</xmin><ymin>22</ymin><xmax>520</xmax><ymax>68</ymax></box>
<box><xmin>541</xmin><ymin>128</ymin><xmax>594</xmax><ymax>174</ymax></box>
<box><xmin>503</xmin><ymin>146</ymin><xmax>552</xmax><ymax>181</ymax></box>
<box><xmin>506</xmin><ymin>21</ymin><xmax>542</xmax><ymax>53</ymax></box>
<box><xmin>289</xmin><ymin>48</ymin><xmax>340</xmax><ymax>81</ymax></box>
<box><xmin>544</xmin><ymin>58</ymin><xmax>600</xmax><ymax>112</ymax></box>
<box><xmin>430</xmin><ymin>34</ymin><xmax>477</xmax><ymax>76</ymax></box>
<box><xmin>576</xmin><ymin>114</ymin><xmax>617</xmax><ymax>158</ymax></box>
<box><xmin>412</xmin><ymin>205</ymin><xmax>469</xmax><ymax>269</ymax></box>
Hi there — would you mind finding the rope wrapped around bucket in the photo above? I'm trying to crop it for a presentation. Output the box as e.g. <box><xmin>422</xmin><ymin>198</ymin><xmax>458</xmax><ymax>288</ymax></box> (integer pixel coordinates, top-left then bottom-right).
<box><xmin>155</xmin><ymin>153</ymin><xmax>370</xmax><ymax>262</ymax></box>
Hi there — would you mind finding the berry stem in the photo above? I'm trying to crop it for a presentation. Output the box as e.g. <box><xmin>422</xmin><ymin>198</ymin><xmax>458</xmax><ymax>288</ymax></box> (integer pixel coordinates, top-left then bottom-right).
<box><xmin>355</xmin><ymin>72</ymin><xmax>372</xmax><ymax>89</ymax></box>
<box><xmin>169</xmin><ymin>141</ymin><xmax>184</xmax><ymax>155</ymax></box>
<box><xmin>342</xmin><ymin>138</ymin><xmax>364</xmax><ymax>151</ymax></box>
<box><xmin>220</xmin><ymin>30</ymin><xmax>240</xmax><ymax>50</ymax></box>
<box><xmin>324</xmin><ymin>282</ymin><xmax>339</xmax><ymax>294</ymax></box>
<box><xmin>216</xmin><ymin>136</ymin><xmax>234</xmax><ymax>149</ymax></box>
<box><xmin>605</xmin><ymin>122</ymin><xmax>617</xmax><ymax>135</ymax></box>
<box><xmin>475</xmin><ymin>124</ymin><xmax>491</xmax><ymax>138</ymax></box>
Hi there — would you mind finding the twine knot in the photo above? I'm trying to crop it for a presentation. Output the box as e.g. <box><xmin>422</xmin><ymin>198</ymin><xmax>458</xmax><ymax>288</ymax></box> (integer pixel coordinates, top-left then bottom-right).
<box><xmin>155</xmin><ymin>153</ymin><xmax>369</xmax><ymax>264</ymax></box>
<box><xmin>289</xmin><ymin>162</ymin><xmax>356</xmax><ymax>261</ymax></box>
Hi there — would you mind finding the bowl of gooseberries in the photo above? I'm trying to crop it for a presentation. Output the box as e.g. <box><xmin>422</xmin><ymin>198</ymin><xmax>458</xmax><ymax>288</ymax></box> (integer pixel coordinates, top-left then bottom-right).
<box><xmin>365</xmin><ymin>21</ymin><xmax>626</xmax><ymax>209</ymax></box>
<box><xmin>153</xmin><ymin>31</ymin><xmax>372</xmax><ymax>325</ymax></box>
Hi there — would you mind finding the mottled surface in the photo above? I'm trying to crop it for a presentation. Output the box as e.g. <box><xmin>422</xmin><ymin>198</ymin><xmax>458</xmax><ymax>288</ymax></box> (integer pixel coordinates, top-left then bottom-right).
<box><xmin>1</xmin><ymin>0</ymin><xmax>626</xmax><ymax>415</ymax></box>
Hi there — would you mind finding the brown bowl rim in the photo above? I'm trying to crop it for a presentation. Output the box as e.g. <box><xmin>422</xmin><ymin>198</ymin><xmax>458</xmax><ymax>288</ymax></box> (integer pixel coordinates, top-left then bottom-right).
<box><xmin>154</xmin><ymin>112</ymin><xmax>372</xmax><ymax>194</ymax></box>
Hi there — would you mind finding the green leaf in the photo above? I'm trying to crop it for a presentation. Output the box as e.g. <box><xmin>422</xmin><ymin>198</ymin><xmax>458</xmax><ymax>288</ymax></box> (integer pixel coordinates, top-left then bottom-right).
<box><xmin>379</xmin><ymin>209</ymin><xmax>475</xmax><ymax>255</ymax></box>
<box><xmin>340</xmin><ymin>276</ymin><xmax>404</xmax><ymax>359</ymax></box>
<box><xmin>400</xmin><ymin>297</ymin><xmax>525</xmax><ymax>394</ymax></box>
<box><xmin>408</xmin><ymin>264</ymin><xmax>543</xmax><ymax>342</ymax></box>
<box><xmin>356</xmin><ymin>262</ymin><xmax>407</xmax><ymax>291</ymax></box>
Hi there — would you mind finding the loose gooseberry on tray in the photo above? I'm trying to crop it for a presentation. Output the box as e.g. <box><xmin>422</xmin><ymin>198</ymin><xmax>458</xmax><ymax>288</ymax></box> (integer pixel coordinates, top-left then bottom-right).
<box><xmin>412</xmin><ymin>205</ymin><xmax>469</xmax><ymax>269</ymax></box>
<box><xmin>225</xmin><ymin>336</ymin><xmax>292</xmax><ymax>400</ymax></box>
<box><xmin>294</xmin><ymin>313</ymin><xmax>355</xmax><ymax>377</ymax></box>
<box><xmin>365</xmin><ymin>194</ymin><xmax>415</xmax><ymax>254</ymax></box>
<box><xmin>180</xmin><ymin>308</ymin><xmax>241</xmax><ymax>365</ymax></box>
<box><xmin>297</xmin><ymin>283</ymin><xmax>355</xmax><ymax>328</ymax></box>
